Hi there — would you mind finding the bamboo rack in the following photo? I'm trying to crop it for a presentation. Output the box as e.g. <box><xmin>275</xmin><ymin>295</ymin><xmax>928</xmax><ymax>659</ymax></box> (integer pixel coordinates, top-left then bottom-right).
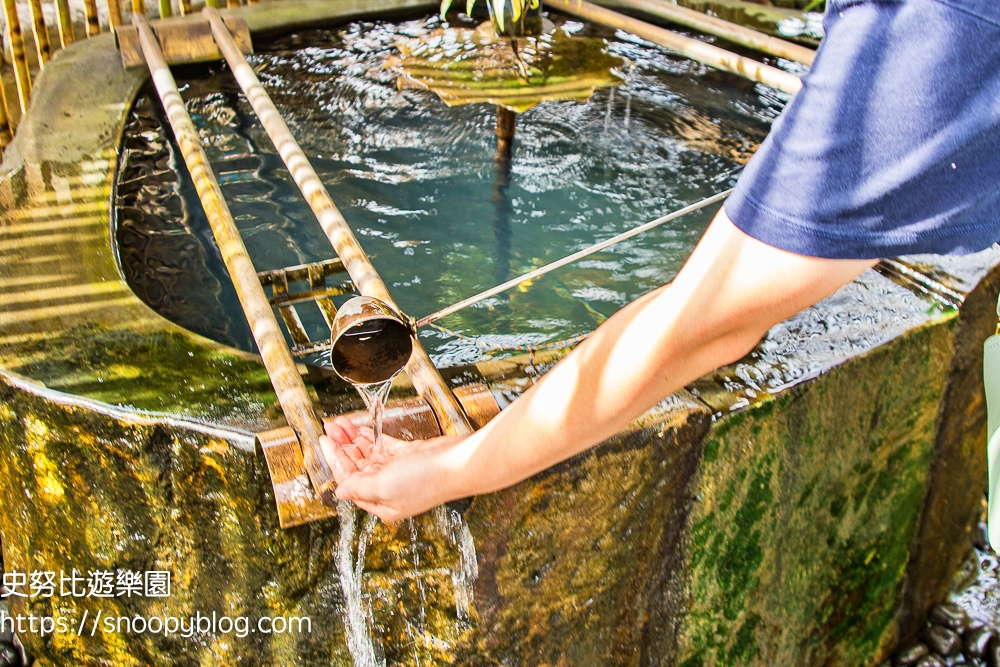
<box><xmin>204</xmin><ymin>6</ymin><xmax>475</xmax><ymax>438</ymax></box>
<box><xmin>131</xmin><ymin>11</ymin><xmax>339</xmax><ymax>504</ymax></box>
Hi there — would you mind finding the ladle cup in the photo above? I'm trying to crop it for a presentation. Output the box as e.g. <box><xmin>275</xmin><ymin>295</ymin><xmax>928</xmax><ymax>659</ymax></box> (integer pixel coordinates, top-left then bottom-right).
<box><xmin>329</xmin><ymin>296</ymin><xmax>414</xmax><ymax>385</ymax></box>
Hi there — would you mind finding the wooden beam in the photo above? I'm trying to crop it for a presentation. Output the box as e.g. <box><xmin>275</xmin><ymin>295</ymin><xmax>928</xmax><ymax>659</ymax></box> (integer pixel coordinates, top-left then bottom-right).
<box><xmin>107</xmin><ymin>0</ymin><xmax>123</xmax><ymax>30</ymax></box>
<box><xmin>0</xmin><ymin>69</ymin><xmax>13</xmax><ymax>147</ymax></box>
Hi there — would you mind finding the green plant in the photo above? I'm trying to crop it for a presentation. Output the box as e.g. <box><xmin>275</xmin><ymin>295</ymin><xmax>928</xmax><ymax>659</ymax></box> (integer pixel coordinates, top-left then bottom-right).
<box><xmin>802</xmin><ymin>0</ymin><xmax>825</xmax><ymax>11</ymax></box>
<box><xmin>439</xmin><ymin>0</ymin><xmax>540</xmax><ymax>33</ymax></box>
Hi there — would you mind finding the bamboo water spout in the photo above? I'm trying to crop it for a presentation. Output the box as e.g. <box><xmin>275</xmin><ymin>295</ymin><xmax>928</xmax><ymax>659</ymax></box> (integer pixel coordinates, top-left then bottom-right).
<box><xmin>204</xmin><ymin>7</ymin><xmax>475</xmax><ymax>438</ymax></box>
<box><xmin>131</xmin><ymin>12</ymin><xmax>338</xmax><ymax>504</ymax></box>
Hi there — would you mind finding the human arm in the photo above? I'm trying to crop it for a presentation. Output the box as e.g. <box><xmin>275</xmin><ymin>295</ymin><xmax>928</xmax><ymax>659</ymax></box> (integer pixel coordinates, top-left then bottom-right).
<box><xmin>321</xmin><ymin>207</ymin><xmax>877</xmax><ymax>521</ymax></box>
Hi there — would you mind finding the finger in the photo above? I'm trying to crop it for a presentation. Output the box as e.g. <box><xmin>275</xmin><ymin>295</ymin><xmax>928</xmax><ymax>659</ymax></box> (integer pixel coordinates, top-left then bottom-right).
<box><xmin>319</xmin><ymin>435</ymin><xmax>359</xmax><ymax>483</ymax></box>
<box><xmin>334</xmin><ymin>415</ymin><xmax>362</xmax><ymax>442</ymax></box>
<box><xmin>341</xmin><ymin>442</ymin><xmax>366</xmax><ymax>465</ymax></box>
<box><xmin>352</xmin><ymin>428</ymin><xmax>374</xmax><ymax>459</ymax></box>
<box><xmin>323</xmin><ymin>419</ymin><xmax>352</xmax><ymax>446</ymax></box>
<box><xmin>355</xmin><ymin>500</ymin><xmax>395</xmax><ymax>521</ymax></box>
<box><xmin>335</xmin><ymin>488</ymin><xmax>396</xmax><ymax>523</ymax></box>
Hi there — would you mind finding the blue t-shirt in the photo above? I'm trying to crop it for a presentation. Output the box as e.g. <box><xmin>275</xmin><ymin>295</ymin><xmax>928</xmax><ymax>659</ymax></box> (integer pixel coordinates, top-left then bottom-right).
<box><xmin>725</xmin><ymin>0</ymin><xmax>1000</xmax><ymax>259</ymax></box>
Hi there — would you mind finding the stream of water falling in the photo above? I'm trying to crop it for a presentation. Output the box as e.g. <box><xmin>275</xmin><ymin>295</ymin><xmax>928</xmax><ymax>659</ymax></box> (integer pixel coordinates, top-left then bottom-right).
<box><xmin>335</xmin><ymin>377</ymin><xmax>397</xmax><ymax>667</ymax></box>
<box><xmin>336</xmin><ymin>373</ymin><xmax>481</xmax><ymax>666</ymax></box>
<box><xmin>356</xmin><ymin>377</ymin><xmax>397</xmax><ymax>455</ymax></box>
<box><xmin>337</xmin><ymin>500</ymin><xmax>384</xmax><ymax>667</ymax></box>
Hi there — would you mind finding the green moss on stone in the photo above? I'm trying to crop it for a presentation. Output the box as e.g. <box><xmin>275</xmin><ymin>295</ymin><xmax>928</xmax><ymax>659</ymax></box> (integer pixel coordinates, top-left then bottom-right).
<box><xmin>676</xmin><ymin>321</ymin><xmax>955</xmax><ymax>666</ymax></box>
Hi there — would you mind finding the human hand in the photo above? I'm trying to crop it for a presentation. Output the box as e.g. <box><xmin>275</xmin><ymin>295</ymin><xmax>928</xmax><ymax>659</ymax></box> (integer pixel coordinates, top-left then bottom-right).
<box><xmin>319</xmin><ymin>416</ymin><xmax>466</xmax><ymax>522</ymax></box>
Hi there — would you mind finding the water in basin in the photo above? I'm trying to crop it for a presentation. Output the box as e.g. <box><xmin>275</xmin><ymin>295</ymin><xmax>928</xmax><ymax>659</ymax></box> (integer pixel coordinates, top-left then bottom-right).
<box><xmin>116</xmin><ymin>11</ymin><xmax>789</xmax><ymax>368</ymax></box>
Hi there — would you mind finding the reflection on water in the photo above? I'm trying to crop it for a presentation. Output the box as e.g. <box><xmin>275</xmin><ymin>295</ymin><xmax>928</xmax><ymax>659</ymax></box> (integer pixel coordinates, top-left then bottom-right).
<box><xmin>117</xmin><ymin>12</ymin><xmax>783</xmax><ymax>367</ymax></box>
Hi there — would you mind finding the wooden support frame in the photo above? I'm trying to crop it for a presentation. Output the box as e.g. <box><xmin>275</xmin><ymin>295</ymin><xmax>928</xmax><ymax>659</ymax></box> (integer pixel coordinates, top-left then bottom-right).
<box><xmin>107</xmin><ymin>0</ymin><xmax>123</xmax><ymax>30</ymax></box>
<box><xmin>116</xmin><ymin>14</ymin><xmax>252</xmax><ymax>68</ymax></box>
<box><xmin>256</xmin><ymin>259</ymin><xmax>355</xmax><ymax>357</ymax></box>
<box><xmin>0</xmin><ymin>70</ymin><xmax>12</xmax><ymax>148</ymax></box>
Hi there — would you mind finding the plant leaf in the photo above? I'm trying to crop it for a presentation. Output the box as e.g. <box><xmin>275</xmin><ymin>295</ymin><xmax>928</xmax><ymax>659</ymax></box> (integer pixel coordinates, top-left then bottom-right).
<box><xmin>493</xmin><ymin>0</ymin><xmax>505</xmax><ymax>32</ymax></box>
<box><xmin>466</xmin><ymin>0</ymin><xmax>476</xmax><ymax>15</ymax></box>
<box><xmin>440</xmin><ymin>0</ymin><xmax>453</xmax><ymax>19</ymax></box>
<box><xmin>512</xmin><ymin>0</ymin><xmax>522</xmax><ymax>23</ymax></box>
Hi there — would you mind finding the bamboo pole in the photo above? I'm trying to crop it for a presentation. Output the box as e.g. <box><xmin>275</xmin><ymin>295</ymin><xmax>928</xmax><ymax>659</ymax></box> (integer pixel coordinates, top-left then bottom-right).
<box><xmin>179</xmin><ymin>0</ymin><xmax>192</xmax><ymax>16</ymax></box>
<box><xmin>2</xmin><ymin>0</ymin><xmax>31</xmax><ymax>114</ymax></box>
<box><xmin>561</xmin><ymin>0</ymin><xmax>802</xmax><ymax>95</ymax></box>
<box><xmin>27</xmin><ymin>0</ymin><xmax>51</xmax><ymax>66</ymax></box>
<box><xmin>0</xmin><ymin>70</ymin><xmax>13</xmax><ymax>148</ymax></box>
<box><xmin>606</xmin><ymin>0</ymin><xmax>814</xmax><ymax>65</ymax></box>
<box><xmin>158</xmin><ymin>0</ymin><xmax>171</xmax><ymax>18</ymax></box>
<box><xmin>205</xmin><ymin>7</ymin><xmax>476</xmax><ymax>438</ymax></box>
<box><xmin>107</xmin><ymin>0</ymin><xmax>123</xmax><ymax>30</ymax></box>
<box><xmin>84</xmin><ymin>0</ymin><xmax>101</xmax><ymax>36</ymax></box>
<box><xmin>416</xmin><ymin>190</ymin><xmax>732</xmax><ymax>327</ymax></box>
<box><xmin>131</xmin><ymin>0</ymin><xmax>144</xmax><ymax>19</ymax></box>
<box><xmin>54</xmin><ymin>0</ymin><xmax>75</xmax><ymax>48</ymax></box>
<box><xmin>132</xmin><ymin>12</ymin><xmax>339</xmax><ymax>505</ymax></box>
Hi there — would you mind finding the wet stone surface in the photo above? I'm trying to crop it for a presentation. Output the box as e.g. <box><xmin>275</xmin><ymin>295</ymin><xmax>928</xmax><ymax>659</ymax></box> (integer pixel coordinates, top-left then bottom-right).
<box><xmin>0</xmin><ymin>545</ymin><xmax>26</xmax><ymax>667</ymax></box>
<box><xmin>962</xmin><ymin>626</ymin><xmax>994</xmax><ymax>659</ymax></box>
<box><xmin>893</xmin><ymin>642</ymin><xmax>929</xmax><ymax>666</ymax></box>
<box><xmin>922</xmin><ymin>625</ymin><xmax>961</xmax><ymax>657</ymax></box>
<box><xmin>880</xmin><ymin>518</ymin><xmax>1000</xmax><ymax>667</ymax></box>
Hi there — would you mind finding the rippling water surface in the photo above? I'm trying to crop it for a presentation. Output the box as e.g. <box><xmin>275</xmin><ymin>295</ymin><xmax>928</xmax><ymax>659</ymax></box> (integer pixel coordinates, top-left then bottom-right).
<box><xmin>122</xmin><ymin>12</ymin><xmax>790</xmax><ymax>366</ymax></box>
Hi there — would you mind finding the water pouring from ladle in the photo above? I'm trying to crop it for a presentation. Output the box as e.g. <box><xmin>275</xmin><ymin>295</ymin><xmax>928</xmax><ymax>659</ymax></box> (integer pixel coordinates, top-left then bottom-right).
<box><xmin>330</xmin><ymin>296</ymin><xmax>415</xmax><ymax>456</ymax></box>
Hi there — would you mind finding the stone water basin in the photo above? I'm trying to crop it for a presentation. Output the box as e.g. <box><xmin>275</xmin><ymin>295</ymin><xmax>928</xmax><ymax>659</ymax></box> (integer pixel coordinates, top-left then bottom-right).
<box><xmin>0</xmin><ymin>1</ymin><xmax>998</xmax><ymax>665</ymax></box>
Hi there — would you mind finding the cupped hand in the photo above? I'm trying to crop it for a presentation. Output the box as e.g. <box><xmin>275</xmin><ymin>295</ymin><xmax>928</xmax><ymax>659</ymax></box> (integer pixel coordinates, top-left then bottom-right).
<box><xmin>319</xmin><ymin>416</ymin><xmax>466</xmax><ymax>522</ymax></box>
